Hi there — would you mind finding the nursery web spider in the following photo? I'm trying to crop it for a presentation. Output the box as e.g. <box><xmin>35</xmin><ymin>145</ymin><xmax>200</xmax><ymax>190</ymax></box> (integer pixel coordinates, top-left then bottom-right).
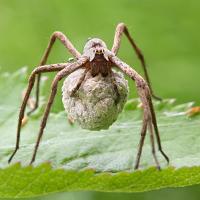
<box><xmin>8</xmin><ymin>23</ymin><xmax>169</xmax><ymax>169</ymax></box>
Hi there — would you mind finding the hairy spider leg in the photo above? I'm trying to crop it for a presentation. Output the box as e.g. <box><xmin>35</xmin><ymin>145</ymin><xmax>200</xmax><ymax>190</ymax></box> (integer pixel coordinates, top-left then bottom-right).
<box><xmin>112</xmin><ymin>23</ymin><xmax>162</xmax><ymax>101</ymax></box>
<box><xmin>30</xmin><ymin>58</ymin><xmax>87</xmax><ymax>164</ymax></box>
<box><xmin>8</xmin><ymin>63</ymin><xmax>69</xmax><ymax>163</ymax></box>
<box><xmin>28</xmin><ymin>32</ymin><xmax>81</xmax><ymax>116</ymax></box>
<box><xmin>110</xmin><ymin>55</ymin><xmax>169</xmax><ymax>169</ymax></box>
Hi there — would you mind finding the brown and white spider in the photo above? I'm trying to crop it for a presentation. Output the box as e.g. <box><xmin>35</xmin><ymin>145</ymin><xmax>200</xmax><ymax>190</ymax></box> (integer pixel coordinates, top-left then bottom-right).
<box><xmin>8</xmin><ymin>23</ymin><xmax>169</xmax><ymax>170</ymax></box>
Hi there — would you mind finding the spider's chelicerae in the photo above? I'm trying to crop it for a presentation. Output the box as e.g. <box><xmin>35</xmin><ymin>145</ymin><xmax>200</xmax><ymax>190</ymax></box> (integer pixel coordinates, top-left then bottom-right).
<box><xmin>8</xmin><ymin>23</ymin><xmax>169</xmax><ymax>170</ymax></box>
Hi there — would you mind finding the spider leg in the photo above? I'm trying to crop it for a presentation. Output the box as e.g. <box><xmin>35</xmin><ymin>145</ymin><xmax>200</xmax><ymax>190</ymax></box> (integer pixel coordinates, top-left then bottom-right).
<box><xmin>134</xmin><ymin>116</ymin><xmax>148</xmax><ymax>169</ymax></box>
<box><xmin>68</xmin><ymin>67</ymin><xmax>89</xmax><ymax>125</ymax></box>
<box><xmin>30</xmin><ymin>57</ymin><xmax>87</xmax><ymax>164</ymax></box>
<box><xmin>110</xmin><ymin>71</ymin><xmax>120</xmax><ymax>105</ymax></box>
<box><xmin>28</xmin><ymin>31</ymin><xmax>81</xmax><ymax>116</ymax></box>
<box><xmin>111</xmin><ymin>23</ymin><xmax>161</xmax><ymax>101</ymax></box>
<box><xmin>148</xmin><ymin>118</ymin><xmax>161</xmax><ymax>170</ymax></box>
<box><xmin>8</xmin><ymin>63</ymin><xmax>69</xmax><ymax>163</ymax></box>
<box><xmin>69</xmin><ymin>68</ymin><xmax>89</xmax><ymax>97</ymax></box>
<box><xmin>110</xmin><ymin>55</ymin><xmax>169</xmax><ymax>169</ymax></box>
<box><xmin>148</xmin><ymin>97</ymin><xmax>170</xmax><ymax>164</ymax></box>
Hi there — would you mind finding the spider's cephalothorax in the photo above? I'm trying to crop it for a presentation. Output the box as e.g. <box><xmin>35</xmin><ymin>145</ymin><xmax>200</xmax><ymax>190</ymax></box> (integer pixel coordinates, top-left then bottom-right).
<box><xmin>83</xmin><ymin>38</ymin><xmax>111</xmax><ymax>77</ymax></box>
<box><xmin>8</xmin><ymin>23</ymin><xmax>169</xmax><ymax>170</ymax></box>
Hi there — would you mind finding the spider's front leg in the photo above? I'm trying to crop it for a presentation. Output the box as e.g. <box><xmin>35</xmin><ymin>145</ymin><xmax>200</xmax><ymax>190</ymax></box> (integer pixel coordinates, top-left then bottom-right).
<box><xmin>110</xmin><ymin>55</ymin><xmax>169</xmax><ymax>169</ymax></box>
<box><xmin>111</xmin><ymin>23</ymin><xmax>162</xmax><ymax>101</ymax></box>
<box><xmin>134</xmin><ymin>77</ymin><xmax>162</xmax><ymax>169</ymax></box>
<box><xmin>30</xmin><ymin>57</ymin><xmax>87</xmax><ymax>164</ymax></box>
<box><xmin>8</xmin><ymin>63</ymin><xmax>69</xmax><ymax>163</ymax></box>
<box><xmin>28</xmin><ymin>31</ymin><xmax>81</xmax><ymax>116</ymax></box>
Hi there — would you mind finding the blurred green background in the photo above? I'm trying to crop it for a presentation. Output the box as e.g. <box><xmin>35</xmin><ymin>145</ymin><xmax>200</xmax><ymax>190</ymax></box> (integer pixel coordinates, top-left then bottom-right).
<box><xmin>0</xmin><ymin>0</ymin><xmax>200</xmax><ymax>199</ymax></box>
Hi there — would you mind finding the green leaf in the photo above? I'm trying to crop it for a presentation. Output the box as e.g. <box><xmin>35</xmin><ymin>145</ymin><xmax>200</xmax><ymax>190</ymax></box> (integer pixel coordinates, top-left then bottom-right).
<box><xmin>0</xmin><ymin>68</ymin><xmax>200</xmax><ymax>198</ymax></box>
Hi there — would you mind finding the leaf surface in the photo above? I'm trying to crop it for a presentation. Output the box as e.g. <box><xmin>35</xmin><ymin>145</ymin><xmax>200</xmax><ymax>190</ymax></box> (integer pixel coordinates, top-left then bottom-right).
<box><xmin>0</xmin><ymin>69</ymin><xmax>200</xmax><ymax>198</ymax></box>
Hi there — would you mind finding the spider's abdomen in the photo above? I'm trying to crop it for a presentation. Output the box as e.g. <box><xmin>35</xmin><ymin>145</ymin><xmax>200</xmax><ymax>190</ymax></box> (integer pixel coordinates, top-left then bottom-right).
<box><xmin>62</xmin><ymin>69</ymin><xmax>129</xmax><ymax>131</ymax></box>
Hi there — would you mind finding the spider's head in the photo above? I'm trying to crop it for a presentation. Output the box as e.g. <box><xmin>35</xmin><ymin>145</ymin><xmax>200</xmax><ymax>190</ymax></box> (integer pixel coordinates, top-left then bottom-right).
<box><xmin>83</xmin><ymin>38</ymin><xmax>109</xmax><ymax>61</ymax></box>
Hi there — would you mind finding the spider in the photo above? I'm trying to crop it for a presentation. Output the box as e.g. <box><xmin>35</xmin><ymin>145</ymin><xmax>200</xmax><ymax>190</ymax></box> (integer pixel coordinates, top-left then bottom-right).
<box><xmin>8</xmin><ymin>23</ymin><xmax>169</xmax><ymax>170</ymax></box>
